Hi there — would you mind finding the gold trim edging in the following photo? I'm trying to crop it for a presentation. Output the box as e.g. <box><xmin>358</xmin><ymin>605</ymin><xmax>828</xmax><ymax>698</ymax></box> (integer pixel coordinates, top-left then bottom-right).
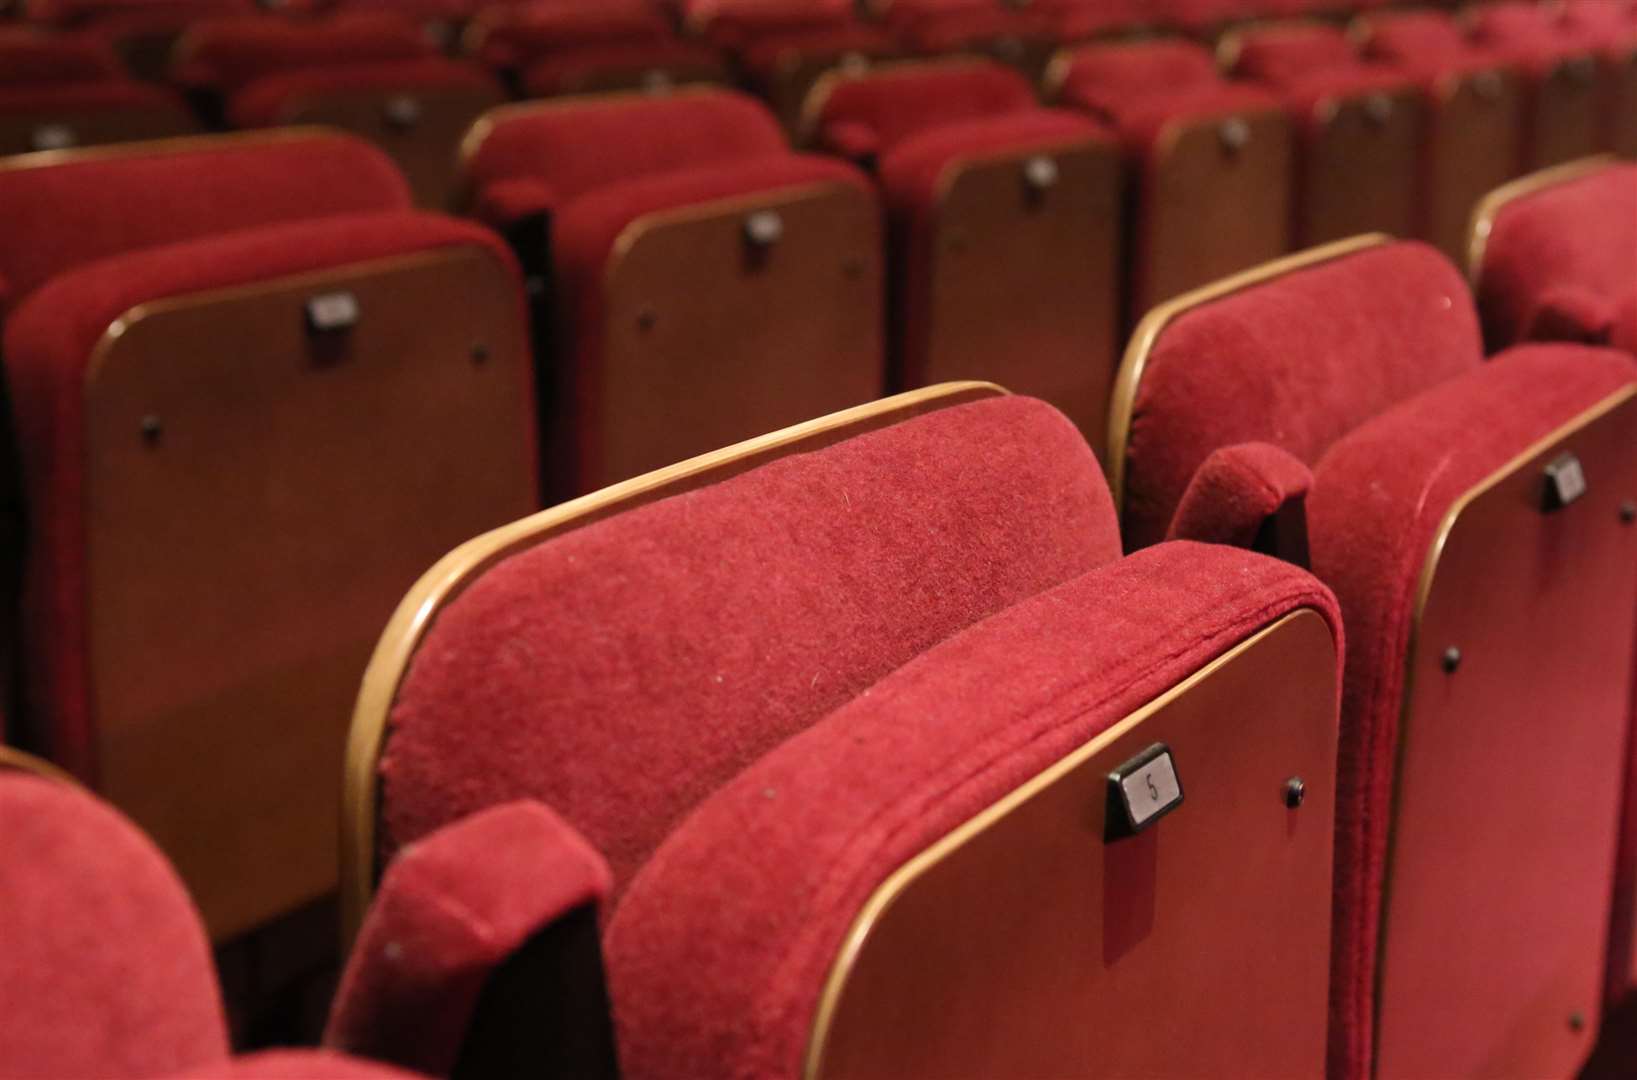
<box><xmin>0</xmin><ymin>745</ymin><xmax>80</xmax><ymax>787</ymax></box>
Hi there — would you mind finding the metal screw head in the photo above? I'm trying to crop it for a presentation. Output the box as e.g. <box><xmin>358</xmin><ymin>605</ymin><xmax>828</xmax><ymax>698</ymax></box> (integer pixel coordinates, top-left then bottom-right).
<box><xmin>1566</xmin><ymin>56</ymin><xmax>1596</xmax><ymax>85</ymax></box>
<box><xmin>1284</xmin><ymin>777</ymin><xmax>1307</xmax><ymax>809</ymax></box>
<box><xmin>139</xmin><ymin>414</ymin><xmax>163</xmax><ymax>446</ymax></box>
<box><xmin>1620</xmin><ymin>500</ymin><xmax>1636</xmax><ymax>524</ymax></box>
<box><xmin>1569</xmin><ymin>1010</ymin><xmax>1586</xmax><ymax>1033</ymax></box>
<box><xmin>1218</xmin><ymin>116</ymin><xmax>1251</xmax><ymax>154</ymax></box>
<box><xmin>1364</xmin><ymin>93</ymin><xmax>1394</xmax><ymax>127</ymax></box>
<box><xmin>1473</xmin><ymin>69</ymin><xmax>1503</xmax><ymax>102</ymax></box>
<box><xmin>1022</xmin><ymin>154</ymin><xmax>1059</xmax><ymax>194</ymax></box>
<box><xmin>470</xmin><ymin>343</ymin><xmax>489</xmax><ymax>365</ymax></box>
<box><xmin>742</xmin><ymin>209</ymin><xmax>785</xmax><ymax>250</ymax></box>
<box><xmin>841</xmin><ymin>255</ymin><xmax>866</xmax><ymax>280</ymax></box>
<box><xmin>995</xmin><ymin>35</ymin><xmax>1025</xmax><ymax>62</ymax></box>
<box><xmin>636</xmin><ymin>309</ymin><xmax>657</xmax><ymax>332</ymax></box>
<box><xmin>1442</xmin><ymin>647</ymin><xmax>1462</xmax><ymax>674</ymax></box>
<box><xmin>840</xmin><ymin>50</ymin><xmax>869</xmax><ymax>75</ymax></box>
<box><xmin>642</xmin><ymin>69</ymin><xmax>674</xmax><ymax>94</ymax></box>
<box><xmin>382</xmin><ymin>95</ymin><xmax>422</xmax><ymax>132</ymax></box>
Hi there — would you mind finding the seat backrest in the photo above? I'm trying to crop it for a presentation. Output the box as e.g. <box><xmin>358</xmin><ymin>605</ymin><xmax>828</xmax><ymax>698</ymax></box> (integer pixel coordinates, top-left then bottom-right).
<box><xmin>466</xmin><ymin>1</ymin><xmax>675</xmax><ymax>69</ymax></box>
<box><xmin>370</xmin><ymin>391</ymin><xmax>1121</xmax><ymax>899</ymax></box>
<box><xmin>172</xmin><ymin>12</ymin><xmax>435</xmax><ymax>93</ymax></box>
<box><xmin>1357</xmin><ymin>10</ymin><xmax>1473</xmax><ymax>65</ymax></box>
<box><xmin>0</xmin><ymin>765</ymin><xmax>227</xmax><ymax>1080</ymax></box>
<box><xmin>1228</xmin><ymin>22</ymin><xmax>1364</xmax><ymax>83</ymax></box>
<box><xmin>461</xmin><ymin>89</ymin><xmax>788</xmax><ymax>219</ymax></box>
<box><xmin>1472</xmin><ymin>158</ymin><xmax>1637</xmax><ymax>351</ymax></box>
<box><xmin>1051</xmin><ymin>37</ymin><xmax>1222</xmax><ymax>103</ymax></box>
<box><xmin>24</xmin><ymin>0</ymin><xmax>251</xmax><ymax>24</ymax></box>
<box><xmin>1112</xmin><ymin>238</ymin><xmax>1481</xmax><ymax>547</ymax></box>
<box><xmin>0</xmin><ymin>130</ymin><xmax>410</xmax><ymax>316</ymax></box>
<box><xmin>807</xmin><ymin>59</ymin><xmax>1037</xmax><ymax>153</ymax></box>
<box><xmin>0</xmin><ymin>29</ymin><xmax>124</xmax><ymax>84</ymax></box>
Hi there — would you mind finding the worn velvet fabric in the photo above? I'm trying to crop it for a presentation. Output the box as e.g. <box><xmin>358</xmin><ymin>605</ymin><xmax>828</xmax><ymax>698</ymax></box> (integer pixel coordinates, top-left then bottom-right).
<box><xmin>1165</xmin><ymin>441</ymin><xmax>1312</xmax><ymax>549</ymax></box>
<box><xmin>813</xmin><ymin>60</ymin><xmax>1039</xmax><ymax>158</ymax></box>
<box><xmin>1307</xmin><ymin>344</ymin><xmax>1637</xmax><ymax>1080</ymax></box>
<box><xmin>227</xmin><ymin>57</ymin><xmax>501</xmax><ymax>128</ymax></box>
<box><xmin>0</xmin><ymin>78</ymin><xmax>190</xmax><ymax>121</ymax></box>
<box><xmin>1121</xmin><ymin>241</ymin><xmax>1480</xmax><ymax>549</ymax></box>
<box><xmin>0</xmin><ymin>773</ymin><xmax>228</xmax><ymax>1079</ymax></box>
<box><xmin>172</xmin><ymin>12</ymin><xmax>436</xmax><ymax>93</ymax></box>
<box><xmin>2</xmin><ymin>212</ymin><xmax>517</xmax><ymax>781</ymax></box>
<box><xmin>327</xmin><ymin>801</ymin><xmax>612</xmax><ymax>1078</ymax></box>
<box><xmin>0</xmin><ymin>28</ymin><xmax>124</xmax><ymax>83</ymax></box>
<box><xmin>0</xmin><ymin>132</ymin><xmax>410</xmax><ymax>317</ymax></box>
<box><xmin>608</xmin><ymin>542</ymin><xmax>1341</xmax><ymax>1077</ymax></box>
<box><xmin>1476</xmin><ymin>162</ymin><xmax>1637</xmax><ymax>352</ymax></box>
<box><xmin>380</xmin><ymin>396</ymin><xmax>1123</xmax><ymax>894</ymax></box>
<box><xmin>467</xmin><ymin>2</ymin><xmax>676</xmax><ymax>70</ymax></box>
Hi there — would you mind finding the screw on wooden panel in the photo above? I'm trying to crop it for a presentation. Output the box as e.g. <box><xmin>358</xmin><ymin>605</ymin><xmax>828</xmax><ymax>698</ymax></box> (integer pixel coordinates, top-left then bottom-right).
<box><xmin>946</xmin><ymin>231</ymin><xmax>969</xmax><ymax>255</ymax></box>
<box><xmin>842</xmin><ymin>256</ymin><xmax>866</xmax><ymax>280</ymax></box>
<box><xmin>840</xmin><ymin>50</ymin><xmax>869</xmax><ymax>75</ymax></box>
<box><xmin>139</xmin><ymin>415</ymin><xmax>163</xmax><ymax>447</ymax></box>
<box><xmin>636</xmin><ymin>309</ymin><xmax>657</xmax><ymax>333</ymax></box>
<box><xmin>1314</xmin><ymin>98</ymin><xmax>1340</xmax><ymax>125</ymax></box>
<box><xmin>1218</xmin><ymin>116</ymin><xmax>1250</xmax><ymax>155</ymax></box>
<box><xmin>1364</xmin><ymin>93</ymin><xmax>1394</xmax><ymax>127</ymax></box>
<box><xmin>382</xmin><ymin>95</ymin><xmax>422</xmax><ymax>132</ymax></box>
<box><xmin>470</xmin><ymin>343</ymin><xmax>489</xmax><ymax>365</ymax></box>
<box><xmin>1473</xmin><ymin>69</ymin><xmax>1503</xmax><ymax>102</ymax></box>
<box><xmin>1284</xmin><ymin>777</ymin><xmax>1306</xmax><ymax>809</ymax></box>
<box><xmin>742</xmin><ymin>209</ymin><xmax>784</xmax><ymax>251</ymax></box>
<box><xmin>1569</xmin><ymin>1011</ymin><xmax>1586</xmax><ymax>1033</ymax></box>
<box><xmin>1442</xmin><ymin>647</ymin><xmax>1462</xmax><ymax>674</ymax></box>
<box><xmin>642</xmin><ymin>69</ymin><xmax>674</xmax><ymax>94</ymax></box>
<box><xmin>1620</xmin><ymin>500</ymin><xmax>1635</xmax><ymax>524</ymax></box>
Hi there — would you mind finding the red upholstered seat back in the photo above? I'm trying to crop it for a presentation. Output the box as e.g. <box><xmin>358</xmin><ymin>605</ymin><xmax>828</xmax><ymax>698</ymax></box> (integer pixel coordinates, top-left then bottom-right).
<box><xmin>0</xmin><ymin>773</ymin><xmax>228</xmax><ymax>1079</ymax></box>
<box><xmin>1054</xmin><ymin>38</ymin><xmax>1222</xmax><ymax>102</ymax></box>
<box><xmin>380</xmin><ymin>396</ymin><xmax>1123</xmax><ymax>898</ymax></box>
<box><xmin>25</xmin><ymin>0</ymin><xmax>251</xmax><ymax>24</ymax></box>
<box><xmin>814</xmin><ymin>60</ymin><xmax>1038</xmax><ymax>153</ymax></box>
<box><xmin>174</xmin><ymin>13</ymin><xmax>436</xmax><ymax>93</ymax></box>
<box><xmin>1479</xmin><ymin>162</ymin><xmax>1637</xmax><ymax>351</ymax></box>
<box><xmin>0</xmin><ymin>29</ymin><xmax>124</xmax><ymax>84</ymax></box>
<box><xmin>464</xmin><ymin>89</ymin><xmax>789</xmax><ymax>214</ymax></box>
<box><xmin>468</xmin><ymin>2</ymin><xmax>678</xmax><ymax>68</ymax></box>
<box><xmin>1120</xmin><ymin>241</ymin><xmax>1482</xmax><ymax>547</ymax></box>
<box><xmin>1231</xmin><ymin>23</ymin><xmax>1368</xmax><ymax>83</ymax></box>
<box><xmin>1358</xmin><ymin>10</ymin><xmax>1476</xmax><ymax>66</ymax></box>
<box><xmin>0</xmin><ymin>132</ymin><xmax>410</xmax><ymax>316</ymax></box>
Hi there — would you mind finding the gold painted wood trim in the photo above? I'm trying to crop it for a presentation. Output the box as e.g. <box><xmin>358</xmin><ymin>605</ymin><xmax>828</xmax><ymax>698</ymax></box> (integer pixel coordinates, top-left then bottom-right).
<box><xmin>1375</xmin><ymin>382</ymin><xmax>1637</xmax><ymax>1067</ymax></box>
<box><xmin>0</xmin><ymin>125</ymin><xmax>350</xmax><ymax>174</ymax></box>
<box><xmin>0</xmin><ymin>745</ymin><xmax>80</xmax><ymax>787</ymax></box>
<box><xmin>801</xmin><ymin>606</ymin><xmax>1330</xmax><ymax>1079</ymax></box>
<box><xmin>1465</xmin><ymin>154</ymin><xmax>1618</xmax><ymax>286</ymax></box>
<box><xmin>339</xmin><ymin>381</ymin><xmax>1008</xmax><ymax>946</ymax></box>
<box><xmin>1104</xmin><ymin>233</ymin><xmax>1391</xmax><ymax>520</ymax></box>
<box><xmin>795</xmin><ymin>54</ymin><xmax>993</xmax><ymax>149</ymax></box>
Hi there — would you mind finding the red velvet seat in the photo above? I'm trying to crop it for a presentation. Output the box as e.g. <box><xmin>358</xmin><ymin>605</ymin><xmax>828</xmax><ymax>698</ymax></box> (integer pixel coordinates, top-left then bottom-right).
<box><xmin>0</xmin><ymin>748</ymin><xmax>592</xmax><ymax>1080</ymax></box>
<box><xmin>1109</xmin><ymin>237</ymin><xmax>1637</xmax><ymax>1080</ymax></box>
<box><xmin>172</xmin><ymin>13</ymin><xmax>503</xmax><ymax>207</ymax></box>
<box><xmin>460</xmin><ymin>89</ymin><xmax>883</xmax><ymax>498</ymax></box>
<box><xmin>27</xmin><ymin>0</ymin><xmax>274</xmax><ymax>80</ymax></box>
<box><xmin>804</xmin><ymin>59</ymin><xmax>1121</xmax><ymax>446</ymax></box>
<box><xmin>1221</xmin><ymin>22</ymin><xmax>1424</xmax><ymax>247</ymax></box>
<box><xmin>1471</xmin><ymin>158</ymin><xmax>1637</xmax><ymax>356</ymax></box>
<box><xmin>0</xmin><ymin>28</ymin><xmax>195</xmax><ymax>154</ymax></box>
<box><xmin>1350</xmin><ymin>10</ymin><xmax>1526</xmax><ymax>263</ymax></box>
<box><xmin>463</xmin><ymin>2</ymin><xmax>728</xmax><ymax>98</ymax></box>
<box><xmin>1050</xmin><ymin>36</ymin><xmax>1293</xmax><ymax>322</ymax></box>
<box><xmin>338</xmin><ymin>384</ymin><xmax>1345</xmax><ymax>1078</ymax></box>
<box><xmin>1466</xmin><ymin>0</ymin><xmax>1606</xmax><ymax>169</ymax></box>
<box><xmin>0</xmin><ymin>131</ymin><xmax>538</xmax><ymax>944</ymax></box>
<box><xmin>866</xmin><ymin>0</ymin><xmax>1058</xmax><ymax>75</ymax></box>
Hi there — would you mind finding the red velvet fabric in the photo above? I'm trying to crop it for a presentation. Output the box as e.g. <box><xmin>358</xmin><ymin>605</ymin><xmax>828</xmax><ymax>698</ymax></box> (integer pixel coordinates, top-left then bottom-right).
<box><xmin>467</xmin><ymin>2</ymin><xmax>676</xmax><ymax>70</ymax></box>
<box><xmin>463</xmin><ymin>90</ymin><xmax>788</xmax><ymax>223</ymax></box>
<box><xmin>26</xmin><ymin>0</ymin><xmax>249</xmax><ymax>25</ymax></box>
<box><xmin>1121</xmin><ymin>242</ymin><xmax>1481</xmax><ymax>549</ymax></box>
<box><xmin>0</xmin><ymin>773</ymin><xmax>228</xmax><ymax>1079</ymax></box>
<box><xmin>380</xmin><ymin>396</ymin><xmax>1123</xmax><ymax>895</ymax></box>
<box><xmin>0</xmin><ymin>28</ymin><xmax>124</xmax><ymax>84</ymax></box>
<box><xmin>1057</xmin><ymin>37</ymin><xmax>1222</xmax><ymax>102</ymax></box>
<box><xmin>813</xmin><ymin>60</ymin><xmax>1038</xmax><ymax>158</ymax></box>
<box><xmin>608</xmin><ymin>541</ymin><xmax>1339</xmax><ymax>1077</ymax></box>
<box><xmin>1229</xmin><ymin>23</ymin><xmax>1419</xmax><ymax>133</ymax></box>
<box><xmin>0</xmin><ymin>132</ymin><xmax>410</xmax><ymax>317</ymax></box>
<box><xmin>327</xmin><ymin>801</ymin><xmax>611</xmax><ymax>1078</ymax></box>
<box><xmin>166</xmin><ymin>1051</ymin><xmax>428</xmax><ymax>1080</ymax></box>
<box><xmin>519</xmin><ymin>40</ymin><xmax>728</xmax><ymax>96</ymax></box>
<box><xmin>2</xmin><ymin>212</ymin><xmax>518</xmax><ymax>781</ymax></box>
<box><xmin>1034</xmin><ymin>0</ymin><xmax>1150</xmax><ymax>39</ymax></box>
<box><xmin>885</xmin><ymin>4</ymin><xmax>1054</xmax><ymax>55</ymax></box>
<box><xmin>736</xmin><ymin>24</ymin><xmax>899</xmax><ymax>81</ymax></box>
<box><xmin>227</xmin><ymin>57</ymin><xmax>501</xmax><ymax>128</ymax></box>
<box><xmin>1476</xmin><ymin>162</ymin><xmax>1637</xmax><ymax>352</ymax></box>
<box><xmin>0</xmin><ymin>77</ymin><xmax>188</xmax><ymax>117</ymax></box>
<box><xmin>1165</xmin><ymin>441</ymin><xmax>1312</xmax><ymax>549</ymax></box>
<box><xmin>173</xmin><ymin>13</ymin><xmax>436</xmax><ymax>93</ymax></box>
<box><xmin>1467</xmin><ymin>1</ymin><xmax>1602</xmax><ymax>66</ymax></box>
<box><xmin>1306</xmin><ymin>344</ymin><xmax>1637</xmax><ymax>1080</ymax></box>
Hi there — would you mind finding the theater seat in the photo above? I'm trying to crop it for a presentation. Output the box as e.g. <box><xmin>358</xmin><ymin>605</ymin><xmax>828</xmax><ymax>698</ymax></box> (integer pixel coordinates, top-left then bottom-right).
<box><xmin>459</xmin><ymin>89</ymin><xmax>883</xmax><ymax>499</ymax></box>
<box><xmin>1352</xmin><ymin>9</ymin><xmax>1526</xmax><ymax>263</ymax></box>
<box><xmin>0</xmin><ymin>745</ymin><xmax>578</xmax><ymax>1080</ymax></box>
<box><xmin>866</xmin><ymin>0</ymin><xmax>1058</xmax><ymax>76</ymax></box>
<box><xmin>1049</xmin><ymin>36</ymin><xmax>1293</xmax><ymax>322</ymax></box>
<box><xmin>0</xmin><ymin>131</ymin><xmax>537</xmax><ymax>942</ymax></box>
<box><xmin>1109</xmin><ymin>236</ymin><xmax>1637</xmax><ymax>1079</ymax></box>
<box><xmin>1559</xmin><ymin>0</ymin><xmax>1637</xmax><ymax>157</ymax></box>
<box><xmin>803</xmin><ymin>59</ymin><xmax>1120</xmax><ymax>446</ymax></box>
<box><xmin>0</xmin><ymin>28</ymin><xmax>196</xmax><ymax>155</ymax></box>
<box><xmin>338</xmin><ymin>384</ymin><xmax>1343</xmax><ymax>1078</ymax></box>
<box><xmin>463</xmin><ymin>2</ymin><xmax>728</xmax><ymax>98</ymax></box>
<box><xmin>1470</xmin><ymin>157</ymin><xmax>1637</xmax><ymax>355</ymax></box>
<box><xmin>1466</xmin><ymin>0</ymin><xmax>1605</xmax><ymax>169</ymax></box>
<box><xmin>22</xmin><ymin>0</ymin><xmax>255</xmax><ymax>80</ymax></box>
<box><xmin>1220</xmin><ymin>22</ymin><xmax>1424</xmax><ymax>247</ymax></box>
<box><xmin>173</xmin><ymin>14</ymin><xmax>503</xmax><ymax>208</ymax></box>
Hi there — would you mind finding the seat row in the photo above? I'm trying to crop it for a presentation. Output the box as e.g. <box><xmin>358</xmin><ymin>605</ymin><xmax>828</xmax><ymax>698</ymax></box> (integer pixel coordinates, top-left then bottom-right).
<box><xmin>4</xmin><ymin>204</ymin><xmax>1637</xmax><ymax>1076</ymax></box>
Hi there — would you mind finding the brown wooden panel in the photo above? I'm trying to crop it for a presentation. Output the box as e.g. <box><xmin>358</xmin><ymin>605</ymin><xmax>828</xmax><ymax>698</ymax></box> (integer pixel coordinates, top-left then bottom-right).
<box><xmin>1141</xmin><ymin>106</ymin><xmax>1293</xmax><ymax>320</ymax></box>
<box><xmin>1423</xmin><ymin>69</ymin><xmax>1524</xmax><ymax>264</ymax></box>
<box><xmin>276</xmin><ymin>84</ymin><xmax>506</xmax><ymax>210</ymax></box>
<box><xmin>916</xmin><ymin>138</ymin><xmax>1121</xmax><ymax>451</ymax></box>
<box><xmin>807</xmin><ymin>608</ymin><xmax>1339</xmax><ymax>1079</ymax></box>
<box><xmin>589</xmin><ymin>182</ymin><xmax>884</xmax><ymax>493</ymax></box>
<box><xmin>758</xmin><ymin>50</ymin><xmax>900</xmax><ymax>136</ymax></box>
<box><xmin>1601</xmin><ymin>50</ymin><xmax>1637</xmax><ymax>159</ymax></box>
<box><xmin>538</xmin><ymin>60</ymin><xmax>728</xmax><ymax>99</ymax></box>
<box><xmin>86</xmin><ymin>247</ymin><xmax>537</xmax><ymax>941</ymax></box>
<box><xmin>0</xmin><ymin>105</ymin><xmax>197</xmax><ymax>158</ymax></box>
<box><xmin>1530</xmin><ymin>58</ymin><xmax>1604</xmax><ymax>169</ymax></box>
<box><xmin>1299</xmin><ymin>86</ymin><xmax>1422</xmax><ymax>246</ymax></box>
<box><xmin>1374</xmin><ymin>391</ymin><xmax>1637</xmax><ymax>1078</ymax></box>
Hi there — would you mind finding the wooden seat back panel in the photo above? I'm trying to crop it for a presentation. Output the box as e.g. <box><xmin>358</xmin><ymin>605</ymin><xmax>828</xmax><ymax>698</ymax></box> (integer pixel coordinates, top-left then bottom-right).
<box><xmin>809</xmin><ymin>608</ymin><xmax>1338</xmax><ymax>1079</ymax></box>
<box><xmin>86</xmin><ymin>247</ymin><xmax>536</xmax><ymax>940</ymax></box>
<box><xmin>1374</xmin><ymin>393</ymin><xmax>1637</xmax><ymax>1078</ymax></box>
<box><xmin>917</xmin><ymin>139</ymin><xmax>1120</xmax><ymax>450</ymax></box>
<box><xmin>1299</xmin><ymin>87</ymin><xmax>1421</xmax><ymax>246</ymax></box>
<box><xmin>1423</xmin><ymin>71</ymin><xmax>1523</xmax><ymax>264</ymax></box>
<box><xmin>1529</xmin><ymin>63</ymin><xmax>1603</xmax><ymax>169</ymax></box>
<box><xmin>0</xmin><ymin>106</ymin><xmax>197</xmax><ymax>158</ymax></box>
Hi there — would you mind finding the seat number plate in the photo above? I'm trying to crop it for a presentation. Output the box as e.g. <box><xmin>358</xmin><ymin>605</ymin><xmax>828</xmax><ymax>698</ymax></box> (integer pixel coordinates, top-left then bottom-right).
<box><xmin>1107</xmin><ymin>743</ymin><xmax>1184</xmax><ymax>840</ymax></box>
<box><xmin>1544</xmin><ymin>452</ymin><xmax>1587</xmax><ymax>512</ymax></box>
